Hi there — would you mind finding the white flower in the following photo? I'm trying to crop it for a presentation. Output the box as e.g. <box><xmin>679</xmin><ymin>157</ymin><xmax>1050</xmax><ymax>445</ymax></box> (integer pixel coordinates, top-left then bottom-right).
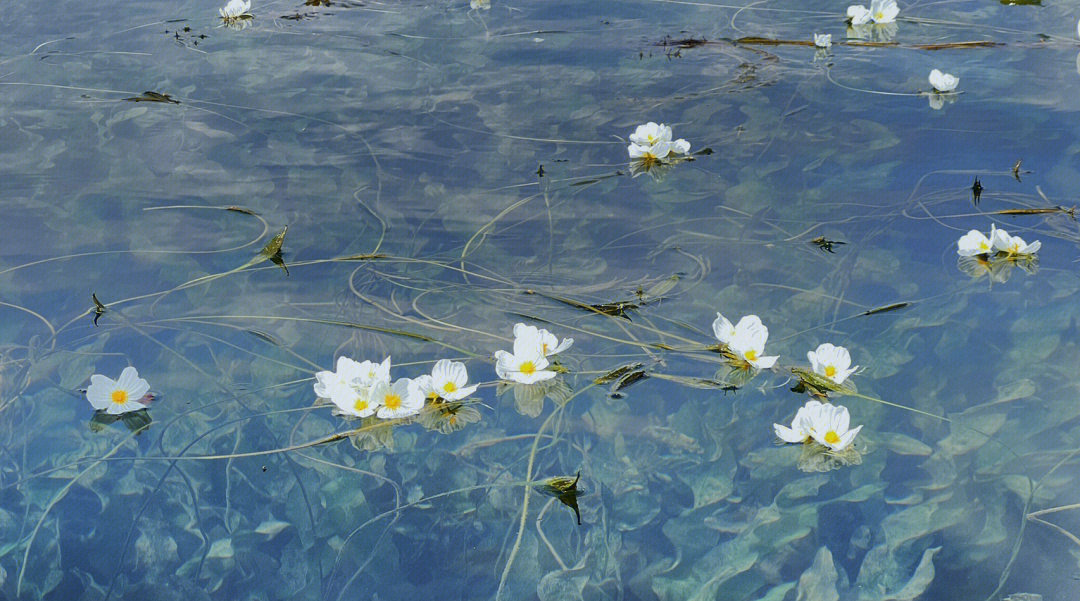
<box><xmin>328</xmin><ymin>379</ymin><xmax>380</xmax><ymax>418</ymax></box>
<box><xmin>628</xmin><ymin>140</ymin><xmax>673</xmax><ymax>160</ymax></box>
<box><xmin>868</xmin><ymin>0</ymin><xmax>898</xmax><ymax>23</ymax></box>
<box><xmin>494</xmin><ymin>328</ymin><xmax>557</xmax><ymax>384</ymax></box>
<box><xmin>957</xmin><ymin>229</ymin><xmax>993</xmax><ymax>256</ymax></box>
<box><xmin>774</xmin><ymin>400</ymin><xmax>823</xmax><ymax>443</ymax></box>
<box><xmin>372</xmin><ymin>378</ymin><xmax>425</xmax><ymax>419</ymax></box>
<box><xmin>470</xmin><ymin>0</ymin><xmax>490</xmax><ymax>9</ymax></box>
<box><xmin>352</xmin><ymin>356</ymin><xmax>392</xmax><ymax>388</ymax></box>
<box><xmin>627</xmin><ymin>122</ymin><xmax>691</xmax><ymax>160</ymax></box>
<box><xmin>928</xmin><ymin>69</ymin><xmax>958</xmax><ymax>93</ymax></box>
<box><xmin>219</xmin><ymin>0</ymin><xmax>252</xmax><ymax>19</ymax></box>
<box><xmin>86</xmin><ymin>366</ymin><xmax>150</xmax><ymax>415</ymax></box>
<box><xmin>991</xmin><ymin>227</ymin><xmax>1040</xmax><ymax>255</ymax></box>
<box><xmin>629</xmin><ymin>122</ymin><xmax>673</xmax><ymax>147</ymax></box>
<box><xmin>806</xmin><ymin>403</ymin><xmax>863</xmax><ymax>451</ymax></box>
<box><xmin>814</xmin><ymin>33</ymin><xmax>832</xmax><ymax>48</ymax></box>
<box><xmin>419</xmin><ymin>359</ymin><xmax>479</xmax><ymax>401</ymax></box>
<box><xmin>807</xmin><ymin>343</ymin><xmax>858</xmax><ymax>385</ymax></box>
<box><xmin>513</xmin><ymin>323</ymin><xmax>573</xmax><ymax>357</ymax></box>
<box><xmin>727</xmin><ymin>315</ymin><xmax>779</xmax><ymax>369</ymax></box>
<box><xmin>314</xmin><ymin>356</ymin><xmax>360</xmax><ymax>398</ymax></box>
<box><xmin>846</xmin><ymin>4</ymin><xmax>872</xmax><ymax>25</ymax></box>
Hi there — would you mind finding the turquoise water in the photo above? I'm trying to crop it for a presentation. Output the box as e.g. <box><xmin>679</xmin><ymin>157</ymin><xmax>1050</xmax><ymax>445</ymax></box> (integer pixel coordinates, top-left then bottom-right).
<box><xmin>3</xmin><ymin>0</ymin><xmax>1080</xmax><ymax>599</ymax></box>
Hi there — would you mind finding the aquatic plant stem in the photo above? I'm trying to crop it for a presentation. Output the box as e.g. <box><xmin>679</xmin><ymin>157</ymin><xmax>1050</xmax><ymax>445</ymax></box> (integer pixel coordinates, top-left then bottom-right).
<box><xmin>16</xmin><ymin>424</ymin><xmax>146</xmax><ymax>596</ymax></box>
<box><xmin>496</xmin><ymin>381</ymin><xmax>596</xmax><ymax>601</ymax></box>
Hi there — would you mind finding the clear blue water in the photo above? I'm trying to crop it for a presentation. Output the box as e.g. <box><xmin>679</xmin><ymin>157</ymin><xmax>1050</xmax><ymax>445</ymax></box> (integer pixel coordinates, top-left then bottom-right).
<box><xmin>3</xmin><ymin>0</ymin><xmax>1080</xmax><ymax>599</ymax></box>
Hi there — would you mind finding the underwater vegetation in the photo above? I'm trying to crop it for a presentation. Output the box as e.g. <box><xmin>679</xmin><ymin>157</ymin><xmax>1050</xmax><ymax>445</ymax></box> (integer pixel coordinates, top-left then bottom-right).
<box><xmin>4</xmin><ymin>0</ymin><xmax>1080</xmax><ymax>600</ymax></box>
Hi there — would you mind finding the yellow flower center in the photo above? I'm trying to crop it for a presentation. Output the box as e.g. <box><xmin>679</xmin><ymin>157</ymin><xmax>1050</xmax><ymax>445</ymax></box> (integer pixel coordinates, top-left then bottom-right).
<box><xmin>744</xmin><ymin>350</ymin><xmax>758</xmax><ymax>362</ymax></box>
<box><xmin>443</xmin><ymin>381</ymin><xmax>457</xmax><ymax>393</ymax></box>
<box><xmin>824</xmin><ymin>431</ymin><xmax>841</xmax><ymax>445</ymax></box>
<box><xmin>824</xmin><ymin>365</ymin><xmax>837</xmax><ymax>378</ymax></box>
<box><xmin>384</xmin><ymin>393</ymin><xmax>402</xmax><ymax>410</ymax></box>
<box><xmin>111</xmin><ymin>390</ymin><xmax>128</xmax><ymax>404</ymax></box>
<box><xmin>353</xmin><ymin>398</ymin><xmax>369</xmax><ymax>412</ymax></box>
<box><xmin>520</xmin><ymin>361</ymin><xmax>536</xmax><ymax>375</ymax></box>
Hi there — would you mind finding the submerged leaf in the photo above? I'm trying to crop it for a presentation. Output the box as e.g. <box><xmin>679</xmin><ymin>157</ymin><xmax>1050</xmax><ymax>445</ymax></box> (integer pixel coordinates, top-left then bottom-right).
<box><xmin>796</xmin><ymin>547</ymin><xmax>839</xmax><ymax>601</ymax></box>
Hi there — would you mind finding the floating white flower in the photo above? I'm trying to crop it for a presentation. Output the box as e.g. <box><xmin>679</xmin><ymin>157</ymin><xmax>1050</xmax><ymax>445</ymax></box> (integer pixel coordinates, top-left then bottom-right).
<box><xmin>629</xmin><ymin>122</ymin><xmax>673</xmax><ymax>147</ymax></box>
<box><xmin>956</xmin><ymin>228</ymin><xmax>993</xmax><ymax>256</ymax></box>
<box><xmin>513</xmin><ymin>323</ymin><xmax>573</xmax><ymax>357</ymax></box>
<box><xmin>372</xmin><ymin>378</ymin><xmax>425</xmax><ymax>419</ymax></box>
<box><xmin>314</xmin><ymin>356</ymin><xmax>362</xmax><ymax>398</ymax></box>
<box><xmin>807</xmin><ymin>343</ymin><xmax>858</xmax><ymax>385</ymax></box>
<box><xmin>86</xmin><ymin>366</ymin><xmax>150</xmax><ymax>415</ymax></box>
<box><xmin>353</xmin><ymin>356</ymin><xmax>392</xmax><ymax>388</ymax></box>
<box><xmin>419</xmin><ymin>359</ymin><xmax>479</xmax><ymax>401</ymax></box>
<box><xmin>712</xmin><ymin>312</ymin><xmax>739</xmax><ymax>346</ymax></box>
<box><xmin>928</xmin><ymin>69</ymin><xmax>959</xmax><ymax>93</ymax></box>
<box><xmin>846</xmin><ymin>4</ymin><xmax>872</xmax><ymax>25</ymax></box>
<box><xmin>774</xmin><ymin>400</ymin><xmax>823</xmax><ymax>443</ymax></box>
<box><xmin>806</xmin><ymin>403</ymin><xmax>863</xmax><ymax>451</ymax></box>
<box><xmin>727</xmin><ymin>315</ymin><xmax>779</xmax><ymax>369</ymax></box>
<box><xmin>494</xmin><ymin>328</ymin><xmax>557</xmax><ymax>384</ymax></box>
<box><xmin>992</xmin><ymin>227</ymin><xmax>1041</xmax><ymax>255</ymax></box>
<box><xmin>328</xmin><ymin>379</ymin><xmax>380</xmax><ymax>418</ymax></box>
<box><xmin>219</xmin><ymin>0</ymin><xmax>252</xmax><ymax>19</ymax></box>
<box><xmin>868</xmin><ymin>0</ymin><xmax>898</xmax><ymax>23</ymax></box>
<box><xmin>627</xmin><ymin>122</ymin><xmax>691</xmax><ymax>159</ymax></box>
<box><xmin>470</xmin><ymin>0</ymin><xmax>490</xmax><ymax>9</ymax></box>
<box><xmin>814</xmin><ymin>33</ymin><xmax>832</xmax><ymax>48</ymax></box>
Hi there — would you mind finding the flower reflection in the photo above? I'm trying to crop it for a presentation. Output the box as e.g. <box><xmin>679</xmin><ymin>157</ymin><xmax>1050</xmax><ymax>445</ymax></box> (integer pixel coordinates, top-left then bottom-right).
<box><xmin>846</xmin><ymin>21</ymin><xmax>898</xmax><ymax>42</ymax></box>
<box><xmin>417</xmin><ymin>399</ymin><xmax>482</xmax><ymax>433</ymax></box>
<box><xmin>499</xmin><ymin>377</ymin><xmax>572</xmax><ymax>418</ymax></box>
<box><xmin>928</xmin><ymin>91</ymin><xmax>957</xmax><ymax>111</ymax></box>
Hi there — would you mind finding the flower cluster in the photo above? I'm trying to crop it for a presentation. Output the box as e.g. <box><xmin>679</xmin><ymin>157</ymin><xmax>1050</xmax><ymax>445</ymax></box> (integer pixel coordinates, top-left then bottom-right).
<box><xmin>956</xmin><ymin>224</ymin><xmax>1040</xmax><ymax>282</ymax></box>
<box><xmin>626</xmin><ymin>122</ymin><xmax>691</xmax><ymax>161</ymax></box>
<box><xmin>957</xmin><ymin>224</ymin><xmax>1040</xmax><ymax>258</ymax></box>
<box><xmin>314</xmin><ymin>356</ymin><xmax>478</xmax><ymax>420</ymax></box>
<box><xmin>847</xmin><ymin>0</ymin><xmax>898</xmax><ymax>25</ymax></box>
<box><xmin>774</xmin><ymin>400</ymin><xmax>863</xmax><ymax>452</ymax></box>
<box><xmin>494</xmin><ymin>323</ymin><xmax>572</xmax><ymax>383</ymax></box>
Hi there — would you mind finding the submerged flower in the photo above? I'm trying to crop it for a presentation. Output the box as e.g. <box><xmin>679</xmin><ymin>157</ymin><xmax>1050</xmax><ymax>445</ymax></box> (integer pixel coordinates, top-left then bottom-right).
<box><xmin>774</xmin><ymin>400</ymin><xmax>823</xmax><ymax>443</ymax></box>
<box><xmin>727</xmin><ymin>315</ymin><xmax>779</xmax><ymax>369</ymax></box>
<box><xmin>495</xmin><ymin>327</ymin><xmax>557</xmax><ymax>384</ymax></box>
<box><xmin>806</xmin><ymin>403</ymin><xmax>863</xmax><ymax>451</ymax></box>
<box><xmin>513</xmin><ymin>323</ymin><xmax>573</xmax><ymax>357</ymax></box>
<box><xmin>992</xmin><ymin>227</ymin><xmax>1041</xmax><ymax>255</ymax></box>
<box><xmin>219</xmin><ymin>0</ymin><xmax>252</xmax><ymax>19</ymax></box>
<box><xmin>470</xmin><ymin>0</ymin><xmax>490</xmax><ymax>9</ymax></box>
<box><xmin>868</xmin><ymin>0</ymin><xmax>898</xmax><ymax>23</ymax></box>
<box><xmin>86</xmin><ymin>366</ymin><xmax>150</xmax><ymax>415</ymax></box>
<box><xmin>846</xmin><ymin>4</ymin><xmax>872</xmax><ymax>25</ymax></box>
<box><xmin>956</xmin><ymin>228</ymin><xmax>993</xmax><ymax>256</ymax></box>
<box><xmin>807</xmin><ymin>343</ymin><xmax>858</xmax><ymax>385</ymax></box>
<box><xmin>419</xmin><ymin>359</ymin><xmax>479</xmax><ymax>401</ymax></box>
<box><xmin>929</xmin><ymin>69</ymin><xmax>959</xmax><ymax>93</ymax></box>
<box><xmin>372</xmin><ymin>378</ymin><xmax>425</xmax><ymax>419</ymax></box>
<box><xmin>814</xmin><ymin>33</ymin><xmax>832</xmax><ymax>48</ymax></box>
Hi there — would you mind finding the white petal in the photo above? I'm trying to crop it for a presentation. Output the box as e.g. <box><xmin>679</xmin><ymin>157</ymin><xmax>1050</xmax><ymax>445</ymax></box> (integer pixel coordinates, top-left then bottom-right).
<box><xmin>774</xmin><ymin>423</ymin><xmax>806</xmax><ymax>443</ymax></box>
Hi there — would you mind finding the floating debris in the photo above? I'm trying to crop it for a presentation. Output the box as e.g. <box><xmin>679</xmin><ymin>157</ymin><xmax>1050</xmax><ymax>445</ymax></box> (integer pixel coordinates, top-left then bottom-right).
<box><xmin>810</xmin><ymin>236</ymin><xmax>845</xmax><ymax>253</ymax></box>
<box><xmin>860</xmin><ymin>302</ymin><xmax>910</xmax><ymax>316</ymax></box>
<box><xmin>124</xmin><ymin>91</ymin><xmax>180</xmax><ymax>104</ymax></box>
<box><xmin>91</xmin><ymin>293</ymin><xmax>107</xmax><ymax>326</ymax></box>
<box><xmin>971</xmin><ymin>177</ymin><xmax>983</xmax><ymax>205</ymax></box>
